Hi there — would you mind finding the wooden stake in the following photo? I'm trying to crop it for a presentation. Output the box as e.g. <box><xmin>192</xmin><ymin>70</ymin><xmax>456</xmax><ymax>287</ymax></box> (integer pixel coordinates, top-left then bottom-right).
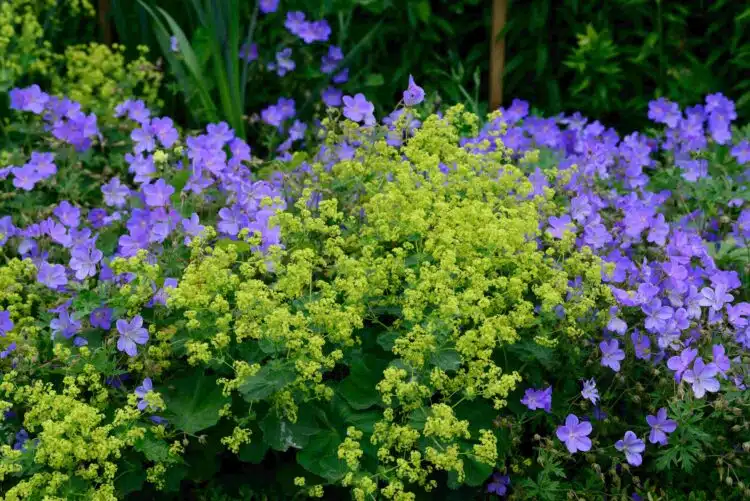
<box><xmin>98</xmin><ymin>0</ymin><xmax>113</xmax><ymax>44</ymax></box>
<box><xmin>490</xmin><ymin>0</ymin><xmax>508</xmax><ymax>110</ymax></box>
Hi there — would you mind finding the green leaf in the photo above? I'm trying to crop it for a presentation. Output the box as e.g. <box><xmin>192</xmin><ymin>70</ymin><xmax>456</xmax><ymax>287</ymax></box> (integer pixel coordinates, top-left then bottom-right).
<box><xmin>163</xmin><ymin>464</ymin><xmax>188</xmax><ymax>493</ymax></box>
<box><xmin>114</xmin><ymin>459</ymin><xmax>146</xmax><ymax>495</ymax></box>
<box><xmin>71</xmin><ymin>290</ymin><xmax>102</xmax><ymax>316</ymax></box>
<box><xmin>215</xmin><ymin>238</ymin><xmax>251</xmax><ymax>253</ymax></box>
<box><xmin>376</xmin><ymin>330</ymin><xmax>399</xmax><ymax>351</ymax></box>
<box><xmin>430</xmin><ymin>348</ymin><xmax>462</xmax><ymax>371</ymax></box>
<box><xmin>238</xmin><ymin>439</ymin><xmax>269</xmax><ymax>464</ymax></box>
<box><xmin>462</xmin><ymin>454</ymin><xmax>494</xmax><ymax>487</ymax></box>
<box><xmin>297</xmin><ymin>430</ymin><xmax>348</xmax><ymax>482</ymax></box>
<box><xmin>239</xmin><ymin>361</ymin><xmax>296</xmax><ymax>402</ymax></box>
<box><xmin>170</xmin><ymin>168</ymin><xmax>190</xmax><ymax>193</ymax></box>
<box><xmin>330</xmin><ymin>395</ymin><xmax>381</xmax><ymax>433</ymax></box>
<box><xmin>96</xmin><ymin>227</ymin><xmax>120</xmax><ymax>256</ymax></box>
<box><xmin>259</xmin><ymin>408</ymin><xmax>322</xmax><ymax>452</ymax></box>
<box><xmin>163</xmin><ymin>373</ymin><xmax>227</xmax><ymax>434</ymax></box>
<box><xmin>365</xmin><ymin>73</ymin><xmax>385</xmax><ymax>87</ymax></box>
<box><xmin>135</xmin><ymin>435</ymin><xmax>173</xmax><ymax>463</ymax></box>
<box><xmin>337</xmin><ymin>355</ymin><xmax>387</xmax><ymax>410</ymax></box>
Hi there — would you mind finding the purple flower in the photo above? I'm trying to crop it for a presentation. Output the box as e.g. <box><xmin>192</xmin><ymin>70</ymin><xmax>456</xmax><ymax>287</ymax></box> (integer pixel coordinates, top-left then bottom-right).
<box><xmin>259</xmin><ymin>0</ymin><xmax>279</xmax><ymax>14</ymax></box>
<box><xmin>546</xmin><ymin>214</ymin><xmax>576</xmax><ymax>239</ymax></box>
<box><xmin>69</xmin><ymin>244</ymin><xmax>103</xmax><ymax>280</ymax></box>
<box><xmin>648</xmin><ymin>98</ymin><xmax>681</xmax><ymax>128</ymax></box>
<box><xmin>556</xmin><ymin>414</ymin><xmax>592</xmax><ymax>454</ymax></box>
<box><xmin>607</xmin><ymin>307</ymin><xmax>628</xmax><ymax>334</ymax></box>
<box><xmin>698</xmin><ymin>285</ymin><xmax>733</xmax><ymax>311</ymax></box>
<box><xmin>170</xmin><ymin>36</ymin><xmax>179</xmax><ymax>53</ymax></box>
<box><xmin>582</xmin><ymin>222</ymin><xmax>612</xmax><ymax>249</ymax></box>
<box><xmin>321</xmin><ymin>46</ymin><xmax>343</xmax><ymax>74</ymax></box>
<box><xmin>135</xmin><ymin>377</ymin><xmax>154</xmax><ymax>411</ymax></box>
<box><xmin>486</xmin><ymin>473</ymin><xmax>510</xmax><ymax>496</ymax></box>
<box><xmin>9</xmin><ymin>85</ymin><xmax>49</xmax><ymax>114</ymax></box>
<box><xmin>50</xmin><ymin>310</ymin><xmax>82</xmax><ymax>339</ymax></box>
<box><xmin>581</xmin><ymin>378</ymin><xmax>599</xmax><ymax>404</ymax></box>
<box><xmin>333</xmin><ymin>67</ymin><xmax>349</xmax><ymax>84</ymax></box>
<box><xmin>102</xmin><ymin>177</ymin><xmax>130</xmax><ymax>208</ymax></box>
<box><xmin>520</xmin><ymin>386</ymin><xmax>552</xmax><ymax>413</ymax></box>
<box><xmin>682</xmin><ymin>357</ymin><xmax>720</xmax><ymax>398</ymax></box>
<box><xmin>667</xmin><ymin>347</ymin><xmax>697</xmax><ymax>382</ymax></box>
<box><xmin>322</xmin><ymin>87</ymin><xmax>343</xmax><ymax>107</ymax></box>
<box><xmin>502</xmin><ymin>99</ymin><xmax>529</xmax><ymax>123</ymax></box>
<box><xmin>116</xmin><ymin>315</ymin><xmax>149</xmax><ymax>357</ymax></box>
<box><xmin>143</xmin><ymin>178</ymin><xmax>175</xmax><ymax>207</ymax></box>
<box><xmin>11</xmin><ymin>165</ymin><xmax>40</xmax><ymax>191</ymax></box>
<box><xmin>151</xmin><ymin>278</ymin><xmax>178</xmax><ymax>306</ymax></box>
<box><xmin>731</xmin><ymin>140</ymin><xmax>750</xmax><ymax>164</ymax></box>
<box><xmin>403</xmin><ymin>75</ymin><xmax>425</xmax><ymax>106</ymax></box>
<box><xmin>1</xmin><ymin>342</ymin><xmax>17</xmax><ymax>359</ymax></box>
<box><xmin>269</xmin><ymin>48</ymin><xmax>295</xmax><ymax>77</ymax></box>
<box><xmin>642</xmin><ymin>298</ymin><xmax>673</xmax><ymax>333</ymax></box>
<box><xmin>298</xmin><ymin>20</ymin><xmax>331</xmax><ymax>44</ymax></box>
<box><xmin>131</xmin><ymin>125</ymin><xmax>156</xmax><ymax>154</ymax></box>
<box><xmin>285</xmin><ymin>11</ymin><xmax>306</xmax><ymax>35</ymax></box>
<box><xmin>12</xmin><ymin>429</ymin><xmax>29</xmax><ymax>451</ymax></box>
<box><xmin>0</xmin><ymin>311</ymin><xmax>14</xmax><ymax>335</ymax></box>
<box><xmin>600</xmin><ymin>339</ymin><xmax>625</xmax><ymax>372</ymax></box>
<box><xmin>90</xmin><ymin>307</ymin><xmax>113</xmax><ymax>330</ymax></box>
<box><xmin>239</xmin><ymin>42</ymin><xmax>258</xmax><ymax>63</ymax></box>
<box><xmin>28</xmin><ymin>152</ymin><xmax>56</xmax><ymax>179</ymax></box>
<box><xmin>615</xmin><ymin>431</ymin><xmax>645</xmax><ymax>466</ymax></box>
<box><xmin>218</xmin><ymin>206</ymin><xmax>244</xmax><ymax>236</ymax></box>
<box><xmin>630</xmin><ymin>331</ymin><xmax>651</xmax><ymax>361</ymax></box>
<box><xmin>342</xmin><ymin>94</ymin><xmax>375</xmax><ymax>125</ymax></box>
<box><xmin>37</xmin><ymin>262</ymin><xmax>67</xmax><ymax>289</ymax></box>
<box><xmin>288</xmin><ymin>120</ymin><xmax>307</xmax><ymax>142</ymax></box>
<box><xmin>712</xmin><ymin>344</ymin><xmax>730</xmax><ymax>378</ymax></box>
<box><xmin>150</xmin><ymin>117</ymin><xmax>179</xmax><ymax>148</ymax></box>
<box><xmin>646</xmin><ymin>408</ymin><xmax>677</xmax><ymax>445</ymax></box>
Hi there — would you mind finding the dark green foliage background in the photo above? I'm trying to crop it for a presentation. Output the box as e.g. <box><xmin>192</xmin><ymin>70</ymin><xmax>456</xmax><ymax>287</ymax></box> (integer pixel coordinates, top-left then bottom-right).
<box><xmin>101</xmin><ymin>0</ymin><xmax>750</xmax><ymax>132</ymax></box>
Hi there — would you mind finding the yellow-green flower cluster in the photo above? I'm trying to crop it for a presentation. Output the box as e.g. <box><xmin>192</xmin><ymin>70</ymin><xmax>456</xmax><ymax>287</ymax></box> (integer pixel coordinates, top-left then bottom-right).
<box><xmin>0</xmin><ymin>0</ymin><xmax>94</xmax><ymax>91</ymax></box>
<box><xmin>51</xmin><ymin>43</ymin><xmax>163</xmax><ymax>121</ymax></box>
<box><xmin>164</xmin><ymin>106</ymin><xmax>613</xmax><ymax>498</ymax></box>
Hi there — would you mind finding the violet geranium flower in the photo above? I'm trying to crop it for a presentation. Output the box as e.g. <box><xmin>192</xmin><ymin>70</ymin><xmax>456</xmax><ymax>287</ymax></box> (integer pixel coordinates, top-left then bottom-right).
<box><xmin>646</xmin><ymin>408</ymin><xmax>677</xmax><ymax>445</ymax></box>
<box><xmin>116</xmin><ymin>315</ymin><xmax>149</xmax><ymax>357</ymax></box>
<box><xmin>682</xmin><ymin>357</ymin><xmax>720</xmax><ymax>398</ymax></box>
<box><xmin>520</xmin><ymin>386</ymin><xmax>552</xmax><ymax>413</ymax></box>
<box><xmin>581</xmin><ymin>378</ymin><xmax>599</xmax><ymax>404</ymax></box>
<box><xmin>615</xmin><ymin>431</ymin><xmax>646</xmax><ymax>466</ymax></box>
<box><xmin>556</xmin><ymin>414</ymin><xmax>592</xmax><ymax>454</ymax></box>
<box><xmin>600</xmin><ymin>339</ymin><xmax>625</xmax><ymax>372</ymax></box>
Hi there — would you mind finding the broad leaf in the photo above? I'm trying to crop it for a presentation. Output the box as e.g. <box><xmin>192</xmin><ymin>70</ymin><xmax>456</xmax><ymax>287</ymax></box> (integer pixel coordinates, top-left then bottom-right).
<box><xmin>239</xmin><ymin>361</ymin><xmax>296</xmax><ymax>402</ymax></box>
<box><xmin>297</xmin><ymin>430</ymin><xmax>348</xmax><ymax>482</ymax></box>
<box><xmin>163</xmin><ymin>373</ymin><xmax>227</xmax><ymax>434</ymax></box>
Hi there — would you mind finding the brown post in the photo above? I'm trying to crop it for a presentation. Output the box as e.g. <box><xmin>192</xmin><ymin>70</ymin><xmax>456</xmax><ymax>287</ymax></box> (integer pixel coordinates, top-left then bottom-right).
<box><xmin>98</xmin><ymin>0</ymin><xmax>113</xmax><ymax>44</ymax></box>
<box><xmin>489</xmin><ymin>0</ymin><xmax>508</xmax><ymax>110</ymax></box>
